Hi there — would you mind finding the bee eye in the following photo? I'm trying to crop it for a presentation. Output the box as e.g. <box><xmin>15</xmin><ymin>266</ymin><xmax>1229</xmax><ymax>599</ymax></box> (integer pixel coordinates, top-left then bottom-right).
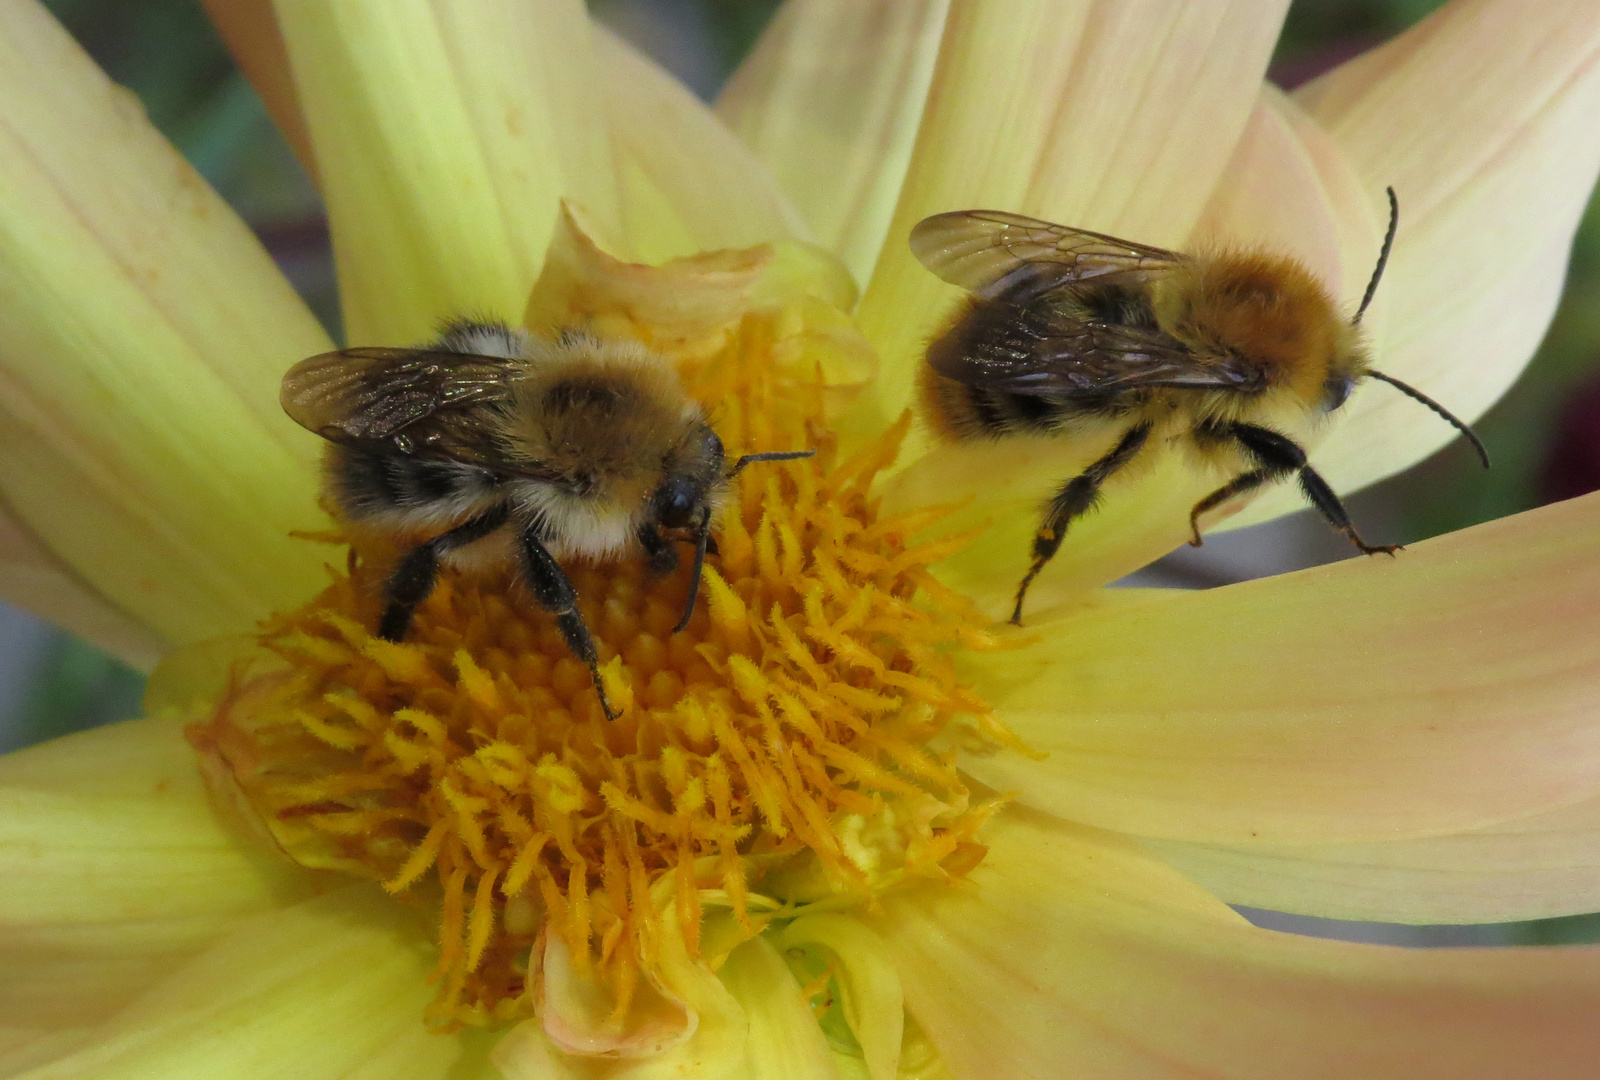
<box><xmin>657</xmin><ymin>482</ymin><xmax>697</xmax><ymax>529</ymax></box>
<box><xmin>1323</xmin><ymin>375</ymin><xmax>1355</xmax><ymax>412</ymax></box>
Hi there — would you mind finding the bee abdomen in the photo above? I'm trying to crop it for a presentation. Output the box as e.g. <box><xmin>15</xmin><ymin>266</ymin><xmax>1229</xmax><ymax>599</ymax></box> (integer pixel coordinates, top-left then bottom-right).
<box><xmin>328</xmin><ymin>446</ymin><xmax>501</xmax><ymax>521</ymax></box>
<box><xmin>968</xmin><ymin>383</ymin><xmax>1064</xmax><ymax>434</ymax></box>
<box><xmin>927</xmin><ymin>375</ymin><xmax>1124</xmax><ymax>440</ymax></box>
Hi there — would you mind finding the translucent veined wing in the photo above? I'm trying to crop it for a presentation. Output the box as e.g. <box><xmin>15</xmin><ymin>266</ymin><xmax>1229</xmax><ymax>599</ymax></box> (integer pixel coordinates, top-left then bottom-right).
<box><xmin>279</xmin><ymin>346</ymin><xmax>561</xmax><ymax>478</ymax></box>
<box><xmin>911</xmin><ymin>209</ymin><xmax>1186</xmax><ymax>302</ymax></box>
<box><xmin>926</xmin><ymin>302</ymin><xmax>1265</xmax><ymax>398</ymax></box>
<box><xmin>282</xmin><ymin>347</ymin><xmax>521</xmax><ymax>443</ymax></box>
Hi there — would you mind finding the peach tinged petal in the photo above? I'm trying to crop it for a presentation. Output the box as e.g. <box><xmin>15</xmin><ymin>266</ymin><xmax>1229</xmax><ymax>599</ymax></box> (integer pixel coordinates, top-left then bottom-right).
<box><xmin>1190</xmin><ymin>87</ymin><xmax>1380</xmax><ymax>325</ymax></box>
<box><xmin>963</xmin><ymin>491</ymin><xmax>1600</xmax><ymax>845</ymax></box>
<box><xmin>1147</xmin><ymin>790</ymin><xmax>1600</xmax><ymax>925</ymax></box>
<box><xmin>541</xmin><ymin>935</ymin><xmax>694</xmax><ymax>1059</ymax></box>
<box><xmin>494</xmin><ymin>910</ymin><xmax>750</xmax><ymax>1080</ymax></box>
<box><xmin>1235</xmin><ymin>0</ymin><xmax>1600</xmax><ymax>521</ymax></box>
<box><xmin>525</xmin><ymin>207</ymin><xmax>776</xmax><ymax>358</ymax></box>
<box><xmin>197</xmin><ymin>0</ymin><xmax>314</xmax><ymax>176</ymax></box>
<box><xmin>525</xmin><ymin>208</ymin><xmax>871</xmax><ymax>412</ymax></box>
<box><xmin>875</xmin><ymin>808</ymin><xmax>1600</xmax><ymax>1079</ymax></box>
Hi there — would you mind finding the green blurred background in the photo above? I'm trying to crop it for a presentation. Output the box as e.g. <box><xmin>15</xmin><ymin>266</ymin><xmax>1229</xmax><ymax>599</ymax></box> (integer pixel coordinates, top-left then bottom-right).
<box><xmin>4</xmin><ymin>0</ymin><xmax>1597</xmax><ymax>943</ymax></box>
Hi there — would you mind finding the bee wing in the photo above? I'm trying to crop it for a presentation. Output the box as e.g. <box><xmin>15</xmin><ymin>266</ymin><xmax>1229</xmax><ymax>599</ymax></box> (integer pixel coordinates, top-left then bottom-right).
<box><xmin>910</xmin><ymin>209</ymin><xmax>1186</xmax><ymax>301</ymax></box>
<box><xmin>281</xmin><ymin>346</ymin><xmax>521</xmax><ymax>443</ymax></box>
<box><xmin>931</xmin><ymin>315</ymin><xmax>1264</xmax><ymax>397</ymax></box>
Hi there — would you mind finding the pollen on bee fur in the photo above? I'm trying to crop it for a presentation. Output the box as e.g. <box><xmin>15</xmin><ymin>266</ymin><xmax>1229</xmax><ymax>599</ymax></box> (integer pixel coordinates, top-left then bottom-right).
<box><xmin>190</xmin><ymin>311</ymin><xmax>1016</xmax><ymax>1031</ymax></box>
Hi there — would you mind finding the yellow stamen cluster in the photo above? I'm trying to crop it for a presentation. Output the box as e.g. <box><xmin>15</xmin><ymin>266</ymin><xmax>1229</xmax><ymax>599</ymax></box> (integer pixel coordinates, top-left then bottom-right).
<box><xmin>193</xmin><ymin>317</ymin><xmax>1014</xmax><ymax>1031</ymax></box>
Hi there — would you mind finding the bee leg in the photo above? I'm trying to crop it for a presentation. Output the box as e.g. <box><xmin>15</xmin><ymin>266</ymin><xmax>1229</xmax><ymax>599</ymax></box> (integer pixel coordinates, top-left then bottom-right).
<box><xmin>1297</xmin><ymin>463</ymin><xmax>1402</xmax><ymax>556</ymax></box>
<box><xmin>378</xmin><ymin>504</ymin><xmax>509</xmax><ymax>641</ymax></box>
<box><xmin>517</xmin><ymin>525</ymin><xmax>618</xmax><ymax>721</ymax></box>
<box><xmin>1011</xmin><ymin>422</ymin><xmax>1151</xmax><ymax>626</ymax></box>
<box><xmin>1188</xmin><ymin>469</ymin><xmax>1276</xmax><ymax>547</ymax></box>
<box><xmin>637</xmin><ymin>523</ymin><xmax>680</xmax><ymax>576</ymax></box>
<box><xmin>1226</xmin><ymin>423</ymin><xmax>1402</xmax><ymax>556</ymax></box>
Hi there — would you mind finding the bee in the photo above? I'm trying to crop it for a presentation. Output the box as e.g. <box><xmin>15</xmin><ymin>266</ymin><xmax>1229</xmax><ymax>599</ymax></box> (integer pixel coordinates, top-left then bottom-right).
<box><xmin>281</xmin><ymin>320</ymin><xmax>813</xmax><ymax>719</ymax></box>
<box><xmin>912</xmin><ymin>189</ymin><xmax>1488</xmax><ymax>625</ymax></box>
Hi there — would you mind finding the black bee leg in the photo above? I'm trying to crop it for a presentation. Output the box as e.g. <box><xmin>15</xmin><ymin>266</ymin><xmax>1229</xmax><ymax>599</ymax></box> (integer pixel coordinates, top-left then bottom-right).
<box><xmin>518</xmin><ymin>525</ymin><xmax>617</xmax><ymax>721</ymax></box>
<box><xmin>1187</xmin><ymin>469</ymin><xmax>1276</xmax><ymax>547</ymax></box>
<box><xmin>378</xmin><ymin>504</ymin><xmax>509</xmax><ymax>641</ymax></box>
<box><xmin>1011</xmin><ymin>422</ymin><xmax>1151</xmax><ymax>626</ymax></box>
<box><xmin>1296</xmin><ymin>462</ymin><xmax>1402</xmax><ymax>556</ymax></box>
<box><xmin>1224</xmin><ymin>423</ymin><xmax>1401</xmax><ymax>556</ymax></box>
<box><xmin>637</xmin><ymin>523</ymin><xmax>679</xmax><ymax>576</ymax></box>
<box><xmin>673</xmin><ymin>507</ymin><xmax>714</xmax><ymax>633</ymax></box>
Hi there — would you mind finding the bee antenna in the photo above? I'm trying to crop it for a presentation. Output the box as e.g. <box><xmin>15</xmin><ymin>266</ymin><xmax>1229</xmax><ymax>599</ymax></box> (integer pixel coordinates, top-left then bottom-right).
<box><xmin>1353</xmin><ymin>186</ymin><xmax>1399</xmax><ymax>325</ymax></box>
<box><xmin>729</xmin><ymin>448</ymin><xmax>816</xmax><ymax>477</ymax></box>
<box><xmin>1366</xmin><ymin>370</ymin><xmax>1490</xmax><ymax>469</ymax></box>
<box><xmin>674</xmin><ymin>509</ymin><xmax>712</xmax><ymax>633</ymax></box>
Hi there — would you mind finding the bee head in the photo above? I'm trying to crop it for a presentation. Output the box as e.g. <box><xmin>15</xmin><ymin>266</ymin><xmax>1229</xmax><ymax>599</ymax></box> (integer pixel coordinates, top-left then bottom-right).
<box><xmin>652</xmin><ymin>424</ymin><xmax>725</xmax><ymax>531</ymax></box>
<box><xmin>655</xmin><ymin>476</ymin><xmax>702</xmax><ymax>530</ymax></box>
<box><xmin>657</xmin><ymin>427</ymin><xmax>816</xmax><ymax>634</ymax></box>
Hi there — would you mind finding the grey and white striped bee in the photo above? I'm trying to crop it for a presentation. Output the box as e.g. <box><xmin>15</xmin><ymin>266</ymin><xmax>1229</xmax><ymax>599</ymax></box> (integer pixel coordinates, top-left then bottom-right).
<box><xmin>281</xmin><ymin>320</ymin><xmax>811</xmax><ymax>719</ymax></box>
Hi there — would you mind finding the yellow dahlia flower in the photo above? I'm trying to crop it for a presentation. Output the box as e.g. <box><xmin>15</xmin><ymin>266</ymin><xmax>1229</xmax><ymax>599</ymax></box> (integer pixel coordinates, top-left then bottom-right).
<box><xmin>4</xmin><ymin>1</ymin><xmax>1600</xmax><ymax>1078</ymax></box>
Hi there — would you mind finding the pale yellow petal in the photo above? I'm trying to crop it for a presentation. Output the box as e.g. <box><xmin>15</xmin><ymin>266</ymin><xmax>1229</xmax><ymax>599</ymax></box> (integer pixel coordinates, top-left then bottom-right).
<box><xmin>963</xmin><ymin>491</ymin><xmax>1600</xmax><ymax>845</ymax></box>
<box><xmin>0</xmin><ymin>716</ymin><xmax>319</xmax><ymax>1029</ymax></box>
<box><xmin>1231</xmin><ymin>0</ymin><xmax>1600</xmax><ymax>523</ymax></box>
<box><xmin>596</xmin><ymin>26</ymin><xmax>807</xmax><ymax>265</ymax></box>
<box><xmin>850</xmin><ymin>0</ymin><xmax>1289</xmax><ymax>447</ymax></box>
<box><xmin>0</xmin><ymin>1</ymin><xmax>334</xmax><ymax>644</ymax></box>
<box><xmin>0</xmin><ymin>499</ymin><xmax>165</xmax><ymax>671</ymax></box>
<box><xmin>1147</xmin><ymin>791</ymin><xmax>1600</xmax><ymax>925</ymax></box>
<box><xmin>715</xmin><ymin>0</ymin><xmax>949</xmax><ymax>286</ymax></box>
<box><xmin>11</xmin><ymin>887</ymin><xmax>467</xmax><ymax>1080</ymax></box>
<box><xmin>873</xmin><ymin>808</ymin><xmax>1600</xmax><ymax>1080</ymax></box>
<box><xmin>778</xmin><ymin>916</ymin><xmax>901</xmax><ymax>1080</ymax></box>
<box><xmin>0</xmin><ymin>711</ymin><xmax>202</xmax><ymax>796</ymax></box>
<box><xmin>273</xmin><ymin>0</ymin><xmax>619</xmax><ymax>345</ymax></box>
<box><xmin>0</xmin><ymin>1028</ymin><xmax>95</xmax><ymax>1077</ymax></box>
<box><xmin>522</xmin><ymin>206</ymin><xmax>869</xmax><ymax>409</ymax></box>
<box><xmin>883</xmin><ymin>431</ymin><xmax>1208</xmax><ymax>622</ymax></box>
<box><xmin>719</xmin><ymin>935</ymin><xmax>840</xmax><ymax>1080</ymax></box>
<box><xmin>140</xmin><ymin>634</ymin><xmax>266</xmax><ymax>720</ymax></box>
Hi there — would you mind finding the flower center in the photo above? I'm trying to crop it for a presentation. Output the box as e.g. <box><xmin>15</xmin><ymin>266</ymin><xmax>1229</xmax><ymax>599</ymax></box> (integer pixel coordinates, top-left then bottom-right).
<box><xmin>191</xmin><ymin>325</ymin><xmax>1016</xmax><ymax>1032</ymax></box>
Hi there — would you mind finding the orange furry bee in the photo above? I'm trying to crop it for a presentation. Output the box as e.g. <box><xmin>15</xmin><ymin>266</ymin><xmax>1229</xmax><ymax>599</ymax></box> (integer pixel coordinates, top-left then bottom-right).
<box><xmin>912</xmin><ymin>189</ymin><xmax>1487</xmax><ymax>624</ymax></box>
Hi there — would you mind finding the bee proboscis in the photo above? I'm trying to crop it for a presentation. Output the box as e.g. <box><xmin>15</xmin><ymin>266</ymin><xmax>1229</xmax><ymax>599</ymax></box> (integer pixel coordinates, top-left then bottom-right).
<box><xmin>281</xmin><ymin>321</ymin><xmax>813</xmax><ymax>719</ymax></box>
<box><xmin>911</xmin><ymin>190</ymin><xmax>1488</xmax><ymax>624</ymax></box>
